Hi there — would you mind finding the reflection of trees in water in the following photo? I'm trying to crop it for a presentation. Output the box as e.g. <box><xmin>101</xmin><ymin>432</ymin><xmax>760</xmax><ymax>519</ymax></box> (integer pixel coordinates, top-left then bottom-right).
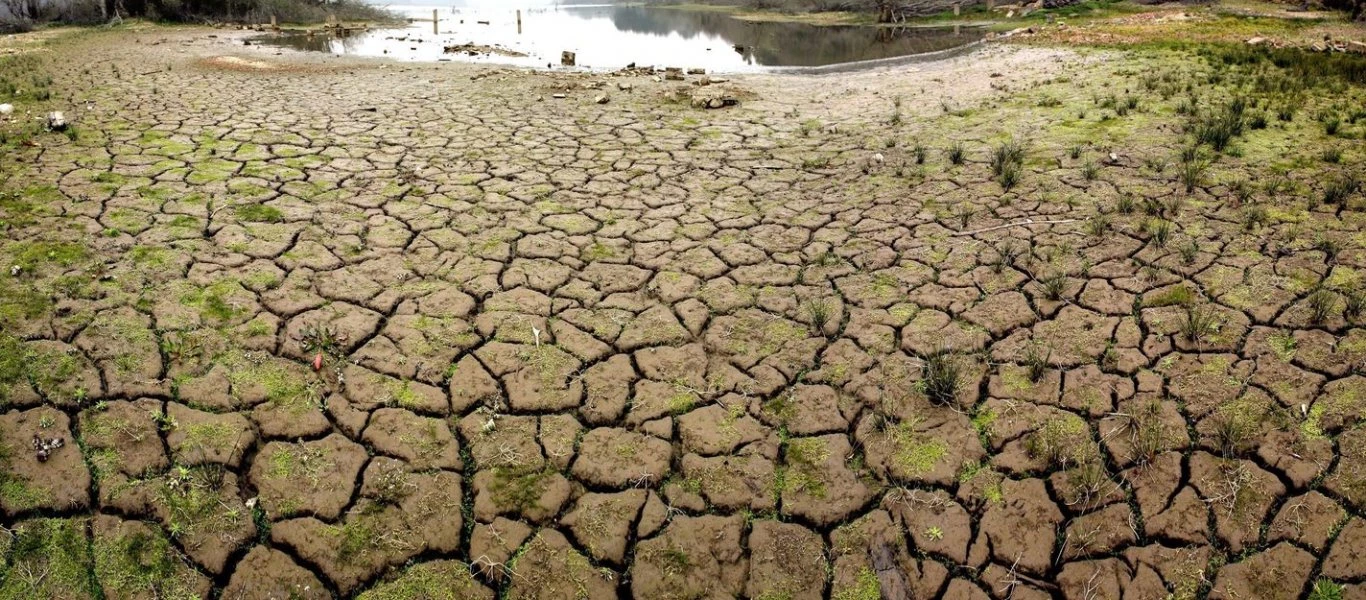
<box><xmin>264</xmin><ymin>29</ymin><xmax>381</xmax><ymax>54</ymax></box>
<box><xmin>259</xmin><ymin>6</ymin><xmax>980</xmax><ymax>66</ymax></box>
<box><xmin>606</xmin><ymin>5</ymin><xmax>979</xmax><ymax>66</ymax></box>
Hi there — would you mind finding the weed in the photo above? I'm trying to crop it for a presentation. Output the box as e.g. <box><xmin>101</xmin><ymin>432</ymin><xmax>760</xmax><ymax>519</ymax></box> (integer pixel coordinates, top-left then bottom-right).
<box><xmin>1082</xmin><ymin>160</ymin><xmax>1099</xmax><ymax>181</ymax></box>
<box><xmin>993</xmin><ymin>240</ymin><xmax>1023</xmax><ymax>272</ymax></box>
<box><xmin>1147</xmin><ymin>219</ymin><xmax>1173</xmax><ymax>247</ymax></box>
<box><xmin>1325</xmin><ymin>116</ymin><xmax>1341</xmax><ymax>136</ymax></box>
<box><xmin>1323</xmin><ymin>174</ymin><xmax>1360</xmax><ymax>205</ymax></box>
<box><xmin>1229</xmin><ymin>179</ymin><xmax>1254</xmax><ymax>206</ymax></box>
<box><xmin>1307</xmin><ymin>288</ymin><xmax>1338</xmax><ymax>324</ymax></box>
<box><xmin>1178</xmin><ymin>156</ymin><xmax>1209</xmax><ymax>193</ymax></box>
<box><xmin>804</xmin><ymin>298</ymin><xmax>832</xmax><ymax>336</ymax></box>
<box><xmin>996</xmin><ymin>161</ymin><xmax>1021</xmax><ymax>191</ymax></box>
<box><xmin>912</xmin><ymin>143</ymin><xmax>927</xmax><ymax>165</ymax></box>
<box><xmin>1039</xmin><ymin>271</ymin><xmax>1068</xmax><ymax>301</ymax></box>
<box><xmin>946</xmin><ymin>141</ymin><xmax>965</xmax><ymax>165</ymax></box>
<box><xmin>1322</xmin><ymin>146</ymin><xmax>1343</xmax><ymax>164</ymax></box>
<box><xmin>298</xmin><ymin>324</ymin><xmax>346</xmax><ymax>358</ymax></box>
<box><xmin>1192</xmin><ymin>96</ymin><xmax>1246</xmax><ymax>152</ymax></box>
<box><xmin>1085</xmin><ymin>213</ymin><xmax>1111</xmax><ymax>237</ymax></box>
<box><xmin>1242</xmin><ymin>205</ymin><xmax>1268</xmax><ymax>231</ymax></box>
<box><xmin>1022</xmin><ymin>343</ymin><xmax>1051</xmax><ymax>382</ymax></box>
<box><xmin>990</xmin><ymin>138</ymin><xmax>1026</xmax><ymax>178</ymax></box>
<box><xmin>1345</xmin><ymin>288</ymin><xmax>1366</xmax><ymax>321</ymax></box>
<box><xmin>919</xmin><ymin>352</ymin><xmax>960</xmax><ymax>406</ymax></box>
<box><xmin>1180</xmin><ymin>304</ymin><xmax>1221</xmax><ymax>343</ymax></box>
<box><xmin>1026</xmin><ymin>413</ymin><xmax>1090</xmax><ymax>467</ymax></box>
<box><xmin>1179</xmin><ymin>239</ymin><xmax>1200</xmax><ymax>265</ymax></box>
<box><xmin>1308</xmin><ymin>579</ymin><xmax>1344</xmax><ymax>600</ymax></box>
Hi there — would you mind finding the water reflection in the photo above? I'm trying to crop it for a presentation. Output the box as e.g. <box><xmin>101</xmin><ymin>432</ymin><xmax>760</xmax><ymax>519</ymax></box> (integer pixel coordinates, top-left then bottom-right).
<box><xmin>254</xmin><ymin>4</ymin><xmax>982</xmax><ymax>72</ymax></box>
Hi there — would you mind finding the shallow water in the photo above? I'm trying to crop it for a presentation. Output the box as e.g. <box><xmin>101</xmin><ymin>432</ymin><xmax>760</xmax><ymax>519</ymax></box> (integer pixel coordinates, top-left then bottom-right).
<box><xmin>253</xmin><ymin>4</ymin><xmax>982</xmax><ymax>72</ymax></box>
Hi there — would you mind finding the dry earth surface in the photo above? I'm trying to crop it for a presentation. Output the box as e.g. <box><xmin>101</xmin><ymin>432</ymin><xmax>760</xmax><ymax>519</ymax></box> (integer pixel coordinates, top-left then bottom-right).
<box><xmin>1</xmin><ymin>13</ymin><xmax>1366</xmax><ymax>600</ymax></box>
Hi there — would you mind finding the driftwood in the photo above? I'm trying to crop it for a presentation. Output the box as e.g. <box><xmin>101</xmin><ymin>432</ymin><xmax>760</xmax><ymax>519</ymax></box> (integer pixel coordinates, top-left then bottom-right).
<box><xmin>951</xmin><ymin>218</ymin><xmax>1080</xmax><ymax>237</ymax></box>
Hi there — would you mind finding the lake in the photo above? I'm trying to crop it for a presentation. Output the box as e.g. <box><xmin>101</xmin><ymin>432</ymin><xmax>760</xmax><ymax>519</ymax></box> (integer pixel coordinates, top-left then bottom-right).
<box><xmin>253</xmin><ymin>4</ymin><xmax>983</xmax><ymax>72</ymax></box>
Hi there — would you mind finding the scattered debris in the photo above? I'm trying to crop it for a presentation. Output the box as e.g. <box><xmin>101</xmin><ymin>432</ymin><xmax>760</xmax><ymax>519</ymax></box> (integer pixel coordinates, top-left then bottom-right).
<box><xmin>443</xmin><ymin>43</ymin><xmax>528</xmax><ymax>58</ymax></box>
<box><xmin>690</xmin><ymin>92</ymin><xmax>739</xmax><ymax>110</ymax></box>
<box><xmin>32</xmin><ymin>434</ymin><xmax>64</xmax><ymax>462</ymax></box>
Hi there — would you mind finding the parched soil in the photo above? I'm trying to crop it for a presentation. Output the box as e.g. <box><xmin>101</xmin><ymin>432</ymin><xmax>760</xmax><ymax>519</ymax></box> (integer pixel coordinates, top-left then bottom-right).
<box><xmin>1</xmin><ymin>14</ymin><xmax>1365</xmax><ymax>600</ymax></box>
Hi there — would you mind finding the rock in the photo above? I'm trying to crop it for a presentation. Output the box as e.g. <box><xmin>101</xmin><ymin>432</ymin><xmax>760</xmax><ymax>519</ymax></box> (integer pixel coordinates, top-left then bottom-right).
<box><xmin>561</xmin><ymin>51</ymin><xmax>575</xmax><ymax>66</ymax></box>
<box><xmin>687</xmin><ymin>67</ymin><xmax>705</xmax><ymax>74</ymax></box>
<box><xmin>1246</xmin><ymin>37</ymin><xmax>1267</xmax><ymax>45</ymax></box>
<box><xmin>665</xmin><ymin>68</ymin><xmax>684</xmax><ymax>81</ymax></box>
<box><xmin>551</xmin><ymin>93</ymin><xmax>567</xmax><ymax>99</ymax></box>
<box><xmin>595</xmin><ymin>95</ymin><xmax>608</xmax><ymax>104</ymax></box>
<box><xmin>46</xmin><ymin>111</ymin><xmax>66</xmax><ymax>130</ymax></box>
<box><xmin>618</xmin><ymin>82</ymin><xmax>632</xmax><ymax>91</ymax></box>
<box><xmin>0</xmin><ymin>103</ymin><xmax>11</xmax><ymax>115</ymax></box>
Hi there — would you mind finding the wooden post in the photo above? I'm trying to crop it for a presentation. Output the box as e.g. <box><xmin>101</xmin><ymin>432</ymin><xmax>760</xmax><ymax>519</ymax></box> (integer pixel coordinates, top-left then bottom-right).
<box><xmin>517</xmin><ymin>9</ymin><xmax>522</xmax><ymax>34</ymax></box>
<box><xmin>953</xmin><ymin>3</ymin><xmax>961</xmax><ymax>16</ymax></box>
<box><xmin>433</xmin><ymin>9</ymin><xmax>439</xmax><ymax>34</ymax></box>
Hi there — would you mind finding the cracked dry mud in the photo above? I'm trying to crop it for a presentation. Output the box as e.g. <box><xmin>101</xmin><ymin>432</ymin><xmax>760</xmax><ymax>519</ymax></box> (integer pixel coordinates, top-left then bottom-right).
<box><xmin>1</xmin><ymin>22</ymin><xmax>1366</xmax><ymax>600</ymax></box>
